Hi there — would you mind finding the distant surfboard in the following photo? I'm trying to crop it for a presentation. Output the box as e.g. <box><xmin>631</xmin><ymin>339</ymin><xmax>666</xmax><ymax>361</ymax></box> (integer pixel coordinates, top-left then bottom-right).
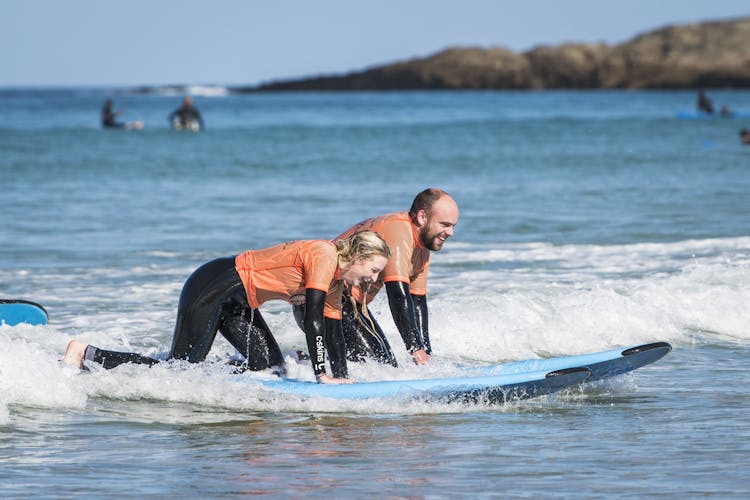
<box><xmin>676</xmin><ymin>111</ymin><xmax>750</xmax><ymax>119</ymax></box>
<box><xmin>171</xmin><ymin>117</ymin><xmax>201</xmax><ymax>131</ymax></box>
<box><xmin>0</xmin><ymin>299</ymin><xmax>48</xmax><ymax>326</ymax></box>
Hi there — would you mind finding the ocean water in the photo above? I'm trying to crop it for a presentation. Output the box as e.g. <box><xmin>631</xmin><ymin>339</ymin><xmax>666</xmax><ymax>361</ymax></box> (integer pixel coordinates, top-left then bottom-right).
<box><xmin>1</xmin><ymin>88</ymin><xmax>749</xmax><ymax>497</ymax></box>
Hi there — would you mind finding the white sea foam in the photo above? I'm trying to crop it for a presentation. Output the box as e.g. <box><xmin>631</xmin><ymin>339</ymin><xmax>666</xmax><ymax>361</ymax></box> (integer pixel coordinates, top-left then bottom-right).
<box><xmin>185</xmin><ymin>85</ymin><xmax>230</xmax><ymax>97</ymax></box>
<box><xmin>142</xmin><ymin>85</ymin><xmax>230</xmax><ymax>97</ymax></box>
<box><xmin>425</xmin><ymin>237</ymin><xmax>750</xmax><ymax>361</ymax></box>
<box><xmin>1</xmin><ymin>237</ymin><xmax>747</xmax><ymax>418</ymax></box>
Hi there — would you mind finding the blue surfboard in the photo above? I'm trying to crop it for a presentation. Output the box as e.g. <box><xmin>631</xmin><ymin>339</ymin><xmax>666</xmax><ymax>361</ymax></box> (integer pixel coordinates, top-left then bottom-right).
<box><xmin>260</xmin><ymin>366</ymin><xmax>591</xmax><ymax>403</ymax></box>
<box><xmin>470</xmin><ymin>342</ymin><xmax>671</xmax><ymax>382</ymax></box>
<box><xmin>676</xmin><ymin>110</ymin><xmax>750</xmax><ymax>119</ymax></box>
<box><xmin>0</xmin><ymin>299</ymin><xmax>48</xmax><ymax>326</ymax></box>
<box><xmin>259</xmin><ymin>342</ymin><xmax>669</xmax><ymax>403</ymax></box>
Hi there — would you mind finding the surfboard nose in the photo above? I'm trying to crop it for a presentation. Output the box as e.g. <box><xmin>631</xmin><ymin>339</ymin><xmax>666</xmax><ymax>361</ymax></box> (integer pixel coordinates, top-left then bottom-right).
<box><xmin>0</xmin><ymin>299</ymin><xmax>49</xmax><ymax>326</ymax></box>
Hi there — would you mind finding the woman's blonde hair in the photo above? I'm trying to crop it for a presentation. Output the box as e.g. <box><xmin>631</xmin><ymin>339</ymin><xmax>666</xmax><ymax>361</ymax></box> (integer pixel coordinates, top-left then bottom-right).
<box><xmin>335</xmin><ymin>230</ymin><xmax>391</xmax><ymax>267</ymax></box>
<box><xmin>336</xmin><ymin>230</ymin><xmax>390</xmax><ymax>332</ymax></box>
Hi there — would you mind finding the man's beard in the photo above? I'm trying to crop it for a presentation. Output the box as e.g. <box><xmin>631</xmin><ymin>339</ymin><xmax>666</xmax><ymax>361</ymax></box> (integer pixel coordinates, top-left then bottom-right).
<box><xmin>420</xmin><ymin>226</ymin><xmax>444</xmax><ymax>251</ymax></box>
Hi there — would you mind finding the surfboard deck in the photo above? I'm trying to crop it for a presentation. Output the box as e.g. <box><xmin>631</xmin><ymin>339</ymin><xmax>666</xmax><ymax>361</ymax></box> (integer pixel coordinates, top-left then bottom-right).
<box><xmin>260</xmin><ymin>366</ymin><xmax>591</xmax><ymax>404</ymax></box>
<box><xmin>0</xmin><ymin>299</ymin><xmax>48</xmax><ymax>326</ymax></box>
<box><xmin>259</xmin><ymin>342</ymin><xmax>670</xmax><ymax>403</ymax></box>
<box><xmin>471</xmin><ymin>342</ymin><xmax>671</xmax><ymax>382</ymax></box>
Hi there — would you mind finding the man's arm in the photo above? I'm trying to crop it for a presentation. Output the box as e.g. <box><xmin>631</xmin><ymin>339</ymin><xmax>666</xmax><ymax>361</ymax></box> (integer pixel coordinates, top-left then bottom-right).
<box><xmin>385</xmin><ymin>281</ymin><xmax>430</xmax><ymax>364</ymax></box>
<box><xmin>412</xmin><ymin>293</ymin><xmax>430</xmax><ymax>355</ymax></box>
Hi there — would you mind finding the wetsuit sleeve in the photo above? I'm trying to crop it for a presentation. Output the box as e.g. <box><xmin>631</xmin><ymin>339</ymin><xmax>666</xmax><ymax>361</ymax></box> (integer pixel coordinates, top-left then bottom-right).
<box><xmin>303</xmin><ymin>288</ymin><xmax>328</xmax><ymax>376</ymax></box>
<box><xmin>385</xmin><ymin>281</ymin><xmax>425</xmax><ymax>353</ymax></box>
<box><xmin>412</xmin><ymin>294</ymin><xmax>431</xmax><ymax>354</ymax></box>
<box><xmin>303</xmin><ymin>288</ymin><xmax>348</xmax><ymax>378</ymax></box>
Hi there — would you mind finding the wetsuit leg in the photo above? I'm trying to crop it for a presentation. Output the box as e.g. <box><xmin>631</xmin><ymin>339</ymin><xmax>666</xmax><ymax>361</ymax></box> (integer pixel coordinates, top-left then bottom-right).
<box><xmin>324</xmin><ymin>317</ymin><xmax>349</xmax><ymax>378</ymax></box>
<box><xmin>170</xmin><ymin>257</ymin><xmax>284</xmax><ymax>370</ymax></box>
<box><xmin>169</xmin><ymin>257</ymin><xmax>247</xmax><ymax>362</ymax></box>
<box><xmin>80</xmin><ymin>257</ymin><xmax>241</xmax><ymax>370</ymax></box>
<box><xmin>217</xmin><ymin>289</ymin><xmax>284</xmax><ymax>371</ymax></box>
<box><xmin>83</xmin><ymin>345</ymin><xmax>158</xmax><ymax>369</ymax></box>
<box><xmin>292</xmin><ymin>303</ymin><xmax>305</xmax><ymax>331</ymax></box>
<box><xmin>340</xmin><ymin>289</ymin><xmax>398</xmax><ymax>367</ymax></box>
<box><xmin>84</xmin><ymin>257</ymin><xmax>284</xmax><ymax>372</ymax></box>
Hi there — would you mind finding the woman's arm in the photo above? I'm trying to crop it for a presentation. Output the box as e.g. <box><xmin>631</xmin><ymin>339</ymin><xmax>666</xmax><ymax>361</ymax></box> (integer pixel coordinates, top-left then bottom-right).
<box><xmin>303</xmin><ymin>288</ymin><xmax>350</xmax><ymax>382</ymax></box>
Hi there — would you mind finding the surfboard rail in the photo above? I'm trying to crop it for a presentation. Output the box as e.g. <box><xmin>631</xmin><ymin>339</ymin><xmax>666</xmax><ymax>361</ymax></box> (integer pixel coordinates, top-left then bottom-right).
<box><xmin>259</xmin><ymin>366</ymin><xmax>591</xmax><ymax>404</ymax></box>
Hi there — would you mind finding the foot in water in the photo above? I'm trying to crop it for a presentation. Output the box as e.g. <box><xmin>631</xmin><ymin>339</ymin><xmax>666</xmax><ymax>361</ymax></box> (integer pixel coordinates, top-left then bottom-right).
<box><xmin>61</xmin><ymin>340</ymin><xmax>87</xmax><ymax>368</ymax></box>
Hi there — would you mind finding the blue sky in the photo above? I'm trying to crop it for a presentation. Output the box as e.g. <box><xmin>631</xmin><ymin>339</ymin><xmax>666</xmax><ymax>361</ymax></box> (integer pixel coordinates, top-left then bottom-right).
<box><xmin>1</xmin><ymin>0</ymin><xmax>748</xmax><ymax>87</ymax></box>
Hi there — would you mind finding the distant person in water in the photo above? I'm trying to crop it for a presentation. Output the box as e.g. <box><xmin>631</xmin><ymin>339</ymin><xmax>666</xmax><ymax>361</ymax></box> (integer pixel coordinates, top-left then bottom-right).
<box><xmin>169</xmin><ymin>96</ymin><xmax>204</xmax><ymax>131</ymax></box>
<box><xmin>101</xmin><ymin>99</ymin><xmax>143</xmax><ymax>129</ymax></box>
<box><xmin>720</xmin><ymin>105</ymin><xmax>733</xmax><ymax>117</ymax></box>
<box><xmin>740</xmin><ymin>129</ymin><xmax>750</xmax><ymax>145</ymax></box>
<box><xmin>101</xmin><ymin>99</ymin><xmax>121</xmax><ymax>128</ymax></box>
<box><xmin>697</xmin><ymin>90</ymin><xmax>714</xmax><ymax>114</ymax></box>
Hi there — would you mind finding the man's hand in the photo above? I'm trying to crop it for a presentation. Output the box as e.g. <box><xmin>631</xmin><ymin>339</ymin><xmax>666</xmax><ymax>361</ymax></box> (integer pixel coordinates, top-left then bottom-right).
<box><xmin>411</xmin><ymin>349</ymin><xmax>430</xmax><ymax>365</ymax></box>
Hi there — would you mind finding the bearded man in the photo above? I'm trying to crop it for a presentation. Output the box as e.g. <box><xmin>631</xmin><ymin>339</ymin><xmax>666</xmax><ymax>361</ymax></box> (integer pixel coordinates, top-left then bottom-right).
<box><xmin>332</xmin><ymin>188</ymin><xmax>460</xmax><ymax>366</ymax></box>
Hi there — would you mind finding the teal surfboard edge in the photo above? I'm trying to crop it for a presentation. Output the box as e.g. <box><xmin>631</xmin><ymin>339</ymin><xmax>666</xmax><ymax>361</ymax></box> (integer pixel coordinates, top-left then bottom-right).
<box><xmin>676</xmin><ymin>110</ymin><xmax>750</xmax><ymax>119</ymax></box>
<box><xmin>259</xmin><ymin>366</ymin><xmax>591</xmax><ymax>403</ymax></box>
<box><xmin>472</xmin><ymin>342</ymin><xmax>672</xmax><ymax>381</ymax></box>
<box><xmin>0</xmin><ymin>299</ymin><xmax>49</xmax><ymax>326</ymax></box>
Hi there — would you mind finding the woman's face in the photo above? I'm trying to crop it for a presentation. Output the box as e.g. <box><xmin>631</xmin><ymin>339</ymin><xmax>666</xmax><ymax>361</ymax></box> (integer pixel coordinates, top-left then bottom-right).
<box><xmin>341</xmin><ymin>255</ymin><xmax>388</xmax><ymax>286</ymax></box>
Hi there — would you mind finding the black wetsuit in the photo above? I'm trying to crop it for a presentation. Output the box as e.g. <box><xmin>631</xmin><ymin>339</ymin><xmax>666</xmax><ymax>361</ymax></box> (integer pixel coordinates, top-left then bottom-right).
<box><xmin>169</xmin><ymin>105</ymin><xmax>204</xmax><ymax>129</ymax></box>
<box><xmin>698</xmin><ymin>92</ymin><xmax>714</xmax><ymax>114</ymax></box>
<box><xmin>82</xmin><ymin>257</ymin><xmax>348</xmax><ymax>378</ymax></box>
<box><xmin>101</xmin><ymin>104</ymin><xmax>124</xmax><ymax>128</ymax></box>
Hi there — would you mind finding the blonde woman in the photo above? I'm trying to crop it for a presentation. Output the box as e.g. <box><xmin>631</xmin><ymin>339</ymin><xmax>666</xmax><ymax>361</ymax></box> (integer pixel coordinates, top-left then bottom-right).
<box><xmin>63</xmin><ymin>231</ymin><xmax>391</xmax><ymax>384</ymax></box>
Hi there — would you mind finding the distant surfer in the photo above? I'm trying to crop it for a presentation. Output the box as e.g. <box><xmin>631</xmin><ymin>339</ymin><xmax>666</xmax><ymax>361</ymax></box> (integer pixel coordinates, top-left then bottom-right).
<box><xmin>294</xmin><ymin>188</ymin><xmax>459</xmax><ymax>368</ymax></box>
<box><xmin>740</xmin><ymin>129</ymin><xmax>750</xmax><ymax>145</ymax></box>
<box><xmin>169</xmin><ymin>96</ymin><xmax>204</xmax><ymax>131</ymax></box>
<box><xmin>62</xmin><ymin>231</ymin><xmax>391</xmax><ymax>384</ymax></box>
<box><xmin>697</xmin><ymin>90</ymin><xmax>714</xmax><ymax>114</ymax></box>
<box><xmin>101</xmin><ymin>99</ymin><xmax>143</xmax><ymax>130</ymax></box>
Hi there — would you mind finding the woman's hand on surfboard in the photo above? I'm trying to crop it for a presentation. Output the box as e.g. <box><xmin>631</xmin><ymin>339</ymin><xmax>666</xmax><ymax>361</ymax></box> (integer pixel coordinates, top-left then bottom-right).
<box><xmin>316</xmin><ymin>374</ymin><xmax>353</xmax><ymax>384</ymax></box>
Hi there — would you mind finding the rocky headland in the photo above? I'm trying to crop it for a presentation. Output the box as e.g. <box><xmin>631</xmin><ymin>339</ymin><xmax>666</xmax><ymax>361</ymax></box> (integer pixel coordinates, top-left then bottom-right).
<box><xmin>241</xmin><ymin>17</ymin><xmax>750</xmax><ymax>91</ymax></box>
